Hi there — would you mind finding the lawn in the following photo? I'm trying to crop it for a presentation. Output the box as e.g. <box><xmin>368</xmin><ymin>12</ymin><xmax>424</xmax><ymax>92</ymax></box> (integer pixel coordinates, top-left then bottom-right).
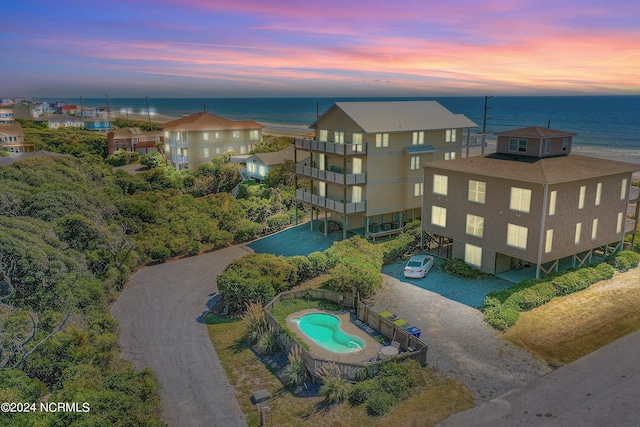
<box><xmin>205</xmin><ymin>303</ymin><xmax>474</xmax><ymax>426</ymax></box>
<box><xmin>503</xmin><ymin>267</ymin><xmax>640</xmax><ymax>365</ymax></box>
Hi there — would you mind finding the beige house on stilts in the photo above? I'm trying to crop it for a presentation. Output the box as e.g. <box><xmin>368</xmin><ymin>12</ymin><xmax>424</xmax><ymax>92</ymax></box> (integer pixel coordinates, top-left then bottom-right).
<box><xmin>294</xmin><ymin>101</ymin><xmax>479</xmax><ymax>239</ymax></box>
<box><xmin>422</xmin><ymin>126</ymin><xmax>640</xmax><ymax>279</ymax></box>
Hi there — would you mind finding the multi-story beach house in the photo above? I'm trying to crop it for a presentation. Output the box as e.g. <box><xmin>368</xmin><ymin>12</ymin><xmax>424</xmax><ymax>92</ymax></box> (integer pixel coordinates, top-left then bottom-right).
<box><xmin>84</xmin><ymin>118</ymin><xmax>112</xmax><ymax>132</ymax></box>
<box><xmin>294</xmin><ymin>101</ymin><xmax>478</xmax><ymax>239</ymax></box>
<box><xmin>0</xmin><ymin>123</ymin><xmax>35</xmax><ymax>153</ymax></box>
<box><xmin>35</xmin><ymin>114</ymin><xmax>85</xmax><ymax>129</ymax></box>
<box><xmin>107</xmin><ymin>127</ymin><xmax>164</xmax><ymax>155</ymax></box>
<box><xmin>162</xmin><ymin>112</ymin><xmax>264</xmax><ymax>170</ymax></box>
<box><xmin>422</xmin><ymin>126</ymin><xmax>640</xmax><ymax>279</ymax></box>
<box><xmin>0</xmin><ymin>105</ymin><xmax>15</xmax><ymax>124</ymax></box>
<box><xmin>13</xmin><ymin>101</ymin><xmax>46</xmax><ymax>119</ymax></box>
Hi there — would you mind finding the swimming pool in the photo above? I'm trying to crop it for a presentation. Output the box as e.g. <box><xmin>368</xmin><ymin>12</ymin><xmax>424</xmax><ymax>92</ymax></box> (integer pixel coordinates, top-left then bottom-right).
<box><xmin>294</xmin><ymin>313</ymin><xmax>364</xmax><ymax>354</ymax></box>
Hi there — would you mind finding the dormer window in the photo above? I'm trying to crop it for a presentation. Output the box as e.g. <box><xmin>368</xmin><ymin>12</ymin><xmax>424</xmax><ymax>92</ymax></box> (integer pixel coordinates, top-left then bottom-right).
<box><xmin>509</xmin><ymin>139</ymin><xmax>527</xmax><ymax>152</ymax></box>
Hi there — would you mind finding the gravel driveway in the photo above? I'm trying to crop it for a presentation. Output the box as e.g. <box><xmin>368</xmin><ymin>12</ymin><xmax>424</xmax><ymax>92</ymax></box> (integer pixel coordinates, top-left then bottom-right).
<box><xmin>369</xmin><ymin>275</ymin><xmax>552</xmax><ymax>403</ymax></box>
<box><xmin>111</xmin><ymin>245</ymin><xmax>252</xmax><ymax>427</ymax></box>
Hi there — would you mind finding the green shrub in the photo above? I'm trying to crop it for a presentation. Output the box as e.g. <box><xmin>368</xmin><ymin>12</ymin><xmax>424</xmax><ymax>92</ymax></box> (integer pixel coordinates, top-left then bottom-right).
<box><xmin>349</xmin><ymin>380</ymin><xmax>379</xmax><ymax>406</ymax></box>
<box><xmin>242</xmin><ymin>302</ymin><xmax>266</xmax><ymax>345</ymax></box>
<box><xmin>319</xmin><ymin>375</ymin><xmax>353</xmax><ymax>404</ymax></box>
<box><xmin>265</xmin><ymin>212</ymin><xmax>290</xmax><ymax>233</ymax></box>
<box><xmin>149</xmin><ymin>245</ymin><xmax>170</xmax><ymax>262</ymax></box>
<box><xmin>594</xmin><ymin>262</ymin><xmax>615</xmax><ymax>279</ymax></box>
<box><xmin>307</xmin><ymin>251</ymin><xmax>328</xmax><ymax>275</ymax></box>
<box><xmin>504</xmin><ymin>282</ymin><xmax>556</xmax><ymax>311</ymax></box>
<box><xmin>326</xmin><ymin>236</ymin><xmax>383</xmax><ymax>298</ymax></box>
<box><xmin>443</xmin><ymin>258</ymin><xmax>488</xmax><ymax>278</ymax></box>
<box><xmin>256</xmin><ymin>326</ymin><xmax>279</xmax><ymax>355</ymax></box>
<box><xmin>366</xmin><ymin>390</ymin><xmax>395</xmax><ymax>416</ymax></box>
<box><xmin>483</xmin><ymin>305</ymin><xmax>519</xmax><ymax>330</ymax></box>
<box><xmin>234</xmin><ymin>219</ymin><xmax>263</xmax><ymax>242</ymax></box>
<box><xmin>283</xmin><ymin>347</ymin><xmax>309</xmax><ymax>388</ymax></box>
<box><xmin>319</xmin><ymin>219</ymin><xmax>342</xmax><ymax>234</ymax></box>
<box><xmin>380</xmin><ymin>233</ymin><xmax>417</xmax><ymax>264</ymax></box>
<box><xmin>290</xmin><ymin>255</ymin><xmax>313</xmax><ymax>283</ymax></box>
<box><xmin>609</xmin><ymin>250</ymin><xmax>640</xmax><ymax>272</ymax></box>
<box><xmin>139</xmin><ymin>152</ymin><xmax>163</xmax><ymax>169</ymax></box>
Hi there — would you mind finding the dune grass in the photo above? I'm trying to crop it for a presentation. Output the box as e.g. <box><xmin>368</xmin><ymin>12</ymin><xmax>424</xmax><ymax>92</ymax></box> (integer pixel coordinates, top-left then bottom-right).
<box><xmin>503</xmin><ymin>267</ymin><xmax>640</xmax><ymax>365</ymax></box>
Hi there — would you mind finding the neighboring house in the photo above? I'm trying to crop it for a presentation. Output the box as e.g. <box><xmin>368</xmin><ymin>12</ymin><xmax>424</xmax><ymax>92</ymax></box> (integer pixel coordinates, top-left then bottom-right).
<box><xmin>107</xmin><ymin>127</ymin><xmax>164</xmax><ymax>155</ymax></box>
<box><xmin>422</xmin><ymin>126</ymin><xmax>640</xmax><ymax>279</ymax></box>
<box><xmin>294</xmin><ymin>100</ymin><xmax>478</xmax><ymax>239</ymax></box>
<box><xmin>58</xmin><ymin>104</ymin><xmax>79</xmax><ymax>115</ymax></box>
<box><xmin>0</xmin><ymin>123</ymin><xmax>35</xmax><ymax>153</ymax></box>
<box><xmin>243</xmin><ymin>144</ymin><xmax>307</xmax><ymax>181</ymax></box>
<box><xmin>13</xmin><ymin>101</ymin><xmax>45</xmax><ymax>119</ymax></box>
<box><xmin>35</xmin><ymin>114</ymin><xmax>85</xmax><ymax>129</ymax></box>
<box><xmin>162</xmin><ymin>112</ymin><xmax>264</xmax><ymax>170</ymax></box>
<box><xmin>84</xmin><ymin>119</ymin><xmax>112</xmax><ymax>132</ymax></box>
<box><xmin>0</xmin><ymin>105</ymin><xmax>15</xmax><ymax>124</ymax></box>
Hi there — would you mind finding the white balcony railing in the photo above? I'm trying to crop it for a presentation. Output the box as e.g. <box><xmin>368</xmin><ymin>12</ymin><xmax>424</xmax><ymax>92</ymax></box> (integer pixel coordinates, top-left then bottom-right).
<box><xmin>295</xmin><ymin>137</ymin><xmax>367</xmax><ymax>155</ymax></box>
<box><xmin>296</xmin><ymin>189</ymin><xmax>365</xmax><ymax>213</ymax></box>
<box><xmin>295</xmin><ymin>164</ymin><xmax>366</xmax><ymax>185</ymax></box>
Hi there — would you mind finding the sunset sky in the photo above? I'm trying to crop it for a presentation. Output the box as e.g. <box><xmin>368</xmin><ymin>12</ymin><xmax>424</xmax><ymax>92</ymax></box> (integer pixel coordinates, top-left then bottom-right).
<box><xmin>3</xmin><ymin>0</ymin><xmax>639</xmax><ymax>97</ymax></box>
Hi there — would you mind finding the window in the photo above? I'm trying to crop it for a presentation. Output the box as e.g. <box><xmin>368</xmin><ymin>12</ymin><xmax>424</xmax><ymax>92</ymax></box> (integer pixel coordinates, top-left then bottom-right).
<box><xmin>164</xmin><ymin>143</ymin><xmax>170</xmax><ymax>153</ymax></box>
<box><xmin>545</xmin><ymin>139</ymin><xmax>551</xmax><ymax>154</ymax></box>
<box><xmin>247</xmin><ymin>163</ymin><xmax>256</xmax><ymax>173</ymax></box>
<box><xmin>621</xmin><ymin>178</ymin><xmax>628</xmax><ymax>200</ymax></box>
<box><xmin>203</xmin><ymin>132</ymin><xmax>209</xmax><ymax>141</ymax></box>
<box><xmin>249</xmin><ymin>130</ymin><xmax>259</xmax><ymax>140</ymax></box>
<box><xmin>465</xmin><ymin>244</ymin><xmax>482</xmax><ymax>267</ymax></box>
<box><xmin>334</xmin><ymin>131</ymin><xmax>344</xmax><ymax>144</ymax></box>
<box><xmin>433</xmin><ymin>174</ymin><xmax>448</xmax><ymax>195</ymax></box>
<box><xmin>214</xmin><ymin>131</ymin><xmax>220</xmax><ymax>139</ymax></box>
<box><xmin>466</xmin><ymin>214</ymin><xmax>484</xmax><ymax>238</ymax></box>
<box><xmin>410</xmin><ymin>156</ymin><xmax>420</xmax><ymax>170</ymax></box>
<box><xmin>203</xmin><ymin>147</ymin><xmax>210</xmax><ymax>158</ymax></box>
<box><xmin>578</xmin><ymin>186</ymin><xmax>586</xmax><ymax>209</ymax></box>
<box><xmin>258</xmin><ymin>165</ymin><xmax>266</xmax><ymax>176</ymax></box>
<box><xmin>240</xmin><ymin>145</ymin><xmax>246</xmax><ymax>154</ymax></box>
<box><xmin>562</xmin><ymin>138</ymin><xmax>568</xmax><ymax>151</ymax></box>
<box><xmin>617</xmin><ymin>212</ymin><xmax>624</xmax><ymax>233</ymax></box>
<box><xmin>507</xmin><ymin>224</ymin><xmax>528</xmax><ymax>249</ymax></box>
<box><xmin>232</xmin><ymin>130</ymin><xmax>240</xmax><ymax>139</ymax></box>
<box><xmin>181</xmin><ymin>148</ymin><xmax>188</xmax><ymax>157</ymax></box>
<box><xmin>595</xmin><ymin>183</ymin><xmax>602</xmax><ymax>206</ymax></box>
<box><xmin>215</xmin><ymin>147</ymin><xmax>221</xmax><ymax>155</ymax></box>
<box><xmin>352</xmin><ymin>133</ymin><xmax>363</xmax><ymax>152</ymax></box>
<box><xmin>352</xmin><ymin>186</ymin><xmax>362</xmax><ymax>203</ymax></box>
<box><xmin>575</xmin><ymin>222</ymin><xmax>582</xmax><ymax>244</ymax></box>
<box><xmin>468</xmin><ymin>180</ymin><xmax>486</xmax><ymax>203</ymax></box>
<box><xmin>319</xmin><ymin>129</ymin><xmax>328</xmax><ymax>142</ymax></box>
<box><xmin>549</xmin><ymin>190</ymin><xmax>557</xmax><ymax>215</ymax></box>
<box><xmin>592</xmin><ymin>218</ymin><xmax>598</xmax><ymax>240</ymax></box>
<box><xmin>445</xmin><ymin>129</ymin><xmax>457</xmax><ymax>142</ymax></box>
<box><xmin>545</xmin><ymin>229</ymin><xmax>553</xmax><ymax>253</ymax></box>
<box><xmin>431</xmin><ymin>206</ymin><xmax>447</xmax><ymax>227</ymax></box>
<box><xmin>164</xmin><ymin>131</ymin><xmax>170</xmax><ymax>138</ymax></box>
<box><xmin>444</xmin><ymin>151</ymin><xmax>456</xmax><ymax>160</ymax></box>
<box><xmin>375</xmin><ymin>133</ymin><xmax>389</xmax><ymax>148</ymax></box>
<box><xmin>414</xmin><ymin>182</ymin><xmax>423</xmax><ymax>196</ymax></box>
<box><xmin>318</xmin><ymin>181</ymin><xmax>326</xmax><ymax>197</ymax></box>
<box><xmin>227</xmin><ymin>145</ymin><xmax>233</xmax><ymax>152</ymax></box>
<box><xmin>412</xmin><ymin>131</ymin><xmax>424</xmax><ymax>145</ymax></box>
<box><xmin>509</xmin><ymin>139</ymin><xmax>528</xmax><ymax>152</ymax></box>
<box><xmin>510</xmin><ymin>187</ymin><xmax>532</xmax><ymax>213</ymax></box>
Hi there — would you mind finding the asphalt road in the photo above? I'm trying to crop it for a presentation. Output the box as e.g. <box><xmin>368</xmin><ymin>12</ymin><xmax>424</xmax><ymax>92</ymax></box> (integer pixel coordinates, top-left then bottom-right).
<box><xmin>111</xmin><ymin>245</ymin><xmax>252</xmax><ymax>427</ymax></box>
<box><xmin>440</xmin><ymin>328</ymin><xmax>640</xmax><ymax>426</ymax></box>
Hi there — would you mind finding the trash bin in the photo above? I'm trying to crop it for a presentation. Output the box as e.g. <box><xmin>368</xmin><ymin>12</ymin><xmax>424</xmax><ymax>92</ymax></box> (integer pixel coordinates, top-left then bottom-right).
<box><xmin>406</xmin><ymin>326</ymin><xmax>421</xmax><ymax>338</ymax></box>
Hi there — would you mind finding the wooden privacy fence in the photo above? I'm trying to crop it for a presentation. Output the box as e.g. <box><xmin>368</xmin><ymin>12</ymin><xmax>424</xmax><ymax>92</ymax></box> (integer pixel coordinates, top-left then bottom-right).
<box><xmin>263</xmin><ymin>289</ymin><xmax>428</xmax><ymax>382</ymax></box>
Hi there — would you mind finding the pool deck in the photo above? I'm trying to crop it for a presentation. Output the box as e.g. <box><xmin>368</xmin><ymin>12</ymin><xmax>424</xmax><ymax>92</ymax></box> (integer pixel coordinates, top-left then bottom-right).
<box><xmin>286</xmin><ymin>309</ymin><xmax>380</xmax><ymax>363</ymax></box>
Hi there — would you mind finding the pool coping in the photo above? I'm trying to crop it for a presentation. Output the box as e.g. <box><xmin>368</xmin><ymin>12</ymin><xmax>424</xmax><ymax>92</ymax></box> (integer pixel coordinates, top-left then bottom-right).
<box><xmin>285</xmin><ymin>308</ymin><xmax>380</xmax><ymax>364</ymax></box>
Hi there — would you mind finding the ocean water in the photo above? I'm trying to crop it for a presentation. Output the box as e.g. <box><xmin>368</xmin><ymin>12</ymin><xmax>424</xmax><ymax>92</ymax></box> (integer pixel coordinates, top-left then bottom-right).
<box><xmin>59</xmin><ymin>96</ymin><xmax>640</xmax><ymax>163</ymax></box>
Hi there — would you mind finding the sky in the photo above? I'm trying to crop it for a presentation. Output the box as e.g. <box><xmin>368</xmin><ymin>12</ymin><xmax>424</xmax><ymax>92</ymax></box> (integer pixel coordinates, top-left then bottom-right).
<box><xmin>2</xmin><ymin>0</ymin><xmax>639</xmax><ymax>98</ymax></box>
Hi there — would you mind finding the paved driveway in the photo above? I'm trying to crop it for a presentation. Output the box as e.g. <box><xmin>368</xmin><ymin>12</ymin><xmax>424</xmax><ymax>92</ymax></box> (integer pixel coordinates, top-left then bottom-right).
<box><xmin>369</xmin><ymin>275</ymin><xmax>551</xmax><ymax>404</ymax></box>
<box><xmin>111</xmin><ymin>245</ymin><xmax>252</xmax><ymax>427</ymax></box>
<box><xmin>382</xmin><ymin>257</ymin><xmax>515</xmax><ymax>308</ymax></box>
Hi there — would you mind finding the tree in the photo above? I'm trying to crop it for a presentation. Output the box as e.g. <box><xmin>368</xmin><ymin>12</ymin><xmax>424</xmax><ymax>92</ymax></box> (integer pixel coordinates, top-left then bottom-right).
<box><xmin>140</xmin><ymin>152</ymin><xmax>163</xmax><ymax>169</ymax></box>
<box><xmin>325</xmin><ymin>236</ymin><xmax>383</xmax><ymax>298</ymax></box>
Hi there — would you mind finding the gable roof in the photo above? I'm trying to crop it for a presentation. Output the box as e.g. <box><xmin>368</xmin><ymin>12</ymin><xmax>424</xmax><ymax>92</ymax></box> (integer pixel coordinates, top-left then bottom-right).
<box><xmin>495</xmin><ymin>126</ymin><xmax>576</xmax><ymax>138</ymax></box>
<box><xmin>0</xmin><ymin>123</ymin><xmax>24</xmax><ymax>136</ymax></box>
<box><xmin>248</xmin><ymin>144</ymin><xmax>297</xmax><ymax>166</ymax></box>
<box><xmin>162</xmin><ymin>112</ymin><xmax>264</xmax><ymax>132</ymax></box>
<box><xmin>110</xmin><ymin>127</ymin><xmax>164</xmax><ymax>139</ymax></box>
<box><xmin>426</xmin><ymin>153</ymin><xmax>639</xmax><ymax>184</ymax></box>
<box><xmin>310</xmin><ymin>101</ymin><xmax>477</xmax><ymax>133</ymax></box>
<box><xmin>35</xmin><ymin>113</ymin><xmax>84</xmax><ymax>123</ymax></box>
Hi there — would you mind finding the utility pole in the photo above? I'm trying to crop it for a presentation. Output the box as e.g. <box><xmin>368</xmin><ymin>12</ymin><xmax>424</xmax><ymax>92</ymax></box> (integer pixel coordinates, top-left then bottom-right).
<box><xmin>203</xmin><ymin>99</ymin><xmax>207</xmax><ymax>113</ymax></box>
<box><xmin>482</xmin><ymin>96</ymin><xmax>493</xmax><ymax>134</ymax></box>
<box><xmin>105</xmin><ymin>95</ymin><xmax>111</xmax><ymax>122</ymax></box>
<box><xmin>146</xmin><ymin>96</ymin><xmax>153</xmax><ymax>130</ymax></box>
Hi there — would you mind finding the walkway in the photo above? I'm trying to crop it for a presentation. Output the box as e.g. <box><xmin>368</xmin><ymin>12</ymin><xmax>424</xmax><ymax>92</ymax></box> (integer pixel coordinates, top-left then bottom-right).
<box><xmin>111</xmin><ymin>245</ymin><xmax>252</xmax><ymax>427</ymax></box>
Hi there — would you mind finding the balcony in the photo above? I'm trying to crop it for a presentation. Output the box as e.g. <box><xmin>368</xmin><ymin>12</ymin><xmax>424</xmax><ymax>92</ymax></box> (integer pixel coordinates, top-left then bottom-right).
<box><xmin>295</xmin><ymin>137</ymin><xmax>367</xmax><ymax>155</ymax></box>
<box><xmin>625</xmin><ymin>218</ymin><xmax>637</xmax><ymax>234</ymax></box>
<box><xmin>295</xmin><ymin>164</ymin><xmax>366</xmax><ymax>185</ymax></box>
<box><xmin>296</xmin><ymin>189</ymin><xmax>366</xmax><ymax>214</ymax></box>
<box><xmin>629</xmin><ymin>186</ymin><xmax>639</xmax><ymax>203</ymax></box>
<box><xmin>171</xmin><ymin>155</ymin><xmax>188</xmax><ymax>164</ymax></box>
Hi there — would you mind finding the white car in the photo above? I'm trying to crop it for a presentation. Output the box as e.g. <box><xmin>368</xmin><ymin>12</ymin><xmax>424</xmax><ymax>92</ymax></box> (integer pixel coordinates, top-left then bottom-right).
<box><xmin>403</xmin><ymin>255</ymin><xmax>434</xmax><ymax>278</ymax></box>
